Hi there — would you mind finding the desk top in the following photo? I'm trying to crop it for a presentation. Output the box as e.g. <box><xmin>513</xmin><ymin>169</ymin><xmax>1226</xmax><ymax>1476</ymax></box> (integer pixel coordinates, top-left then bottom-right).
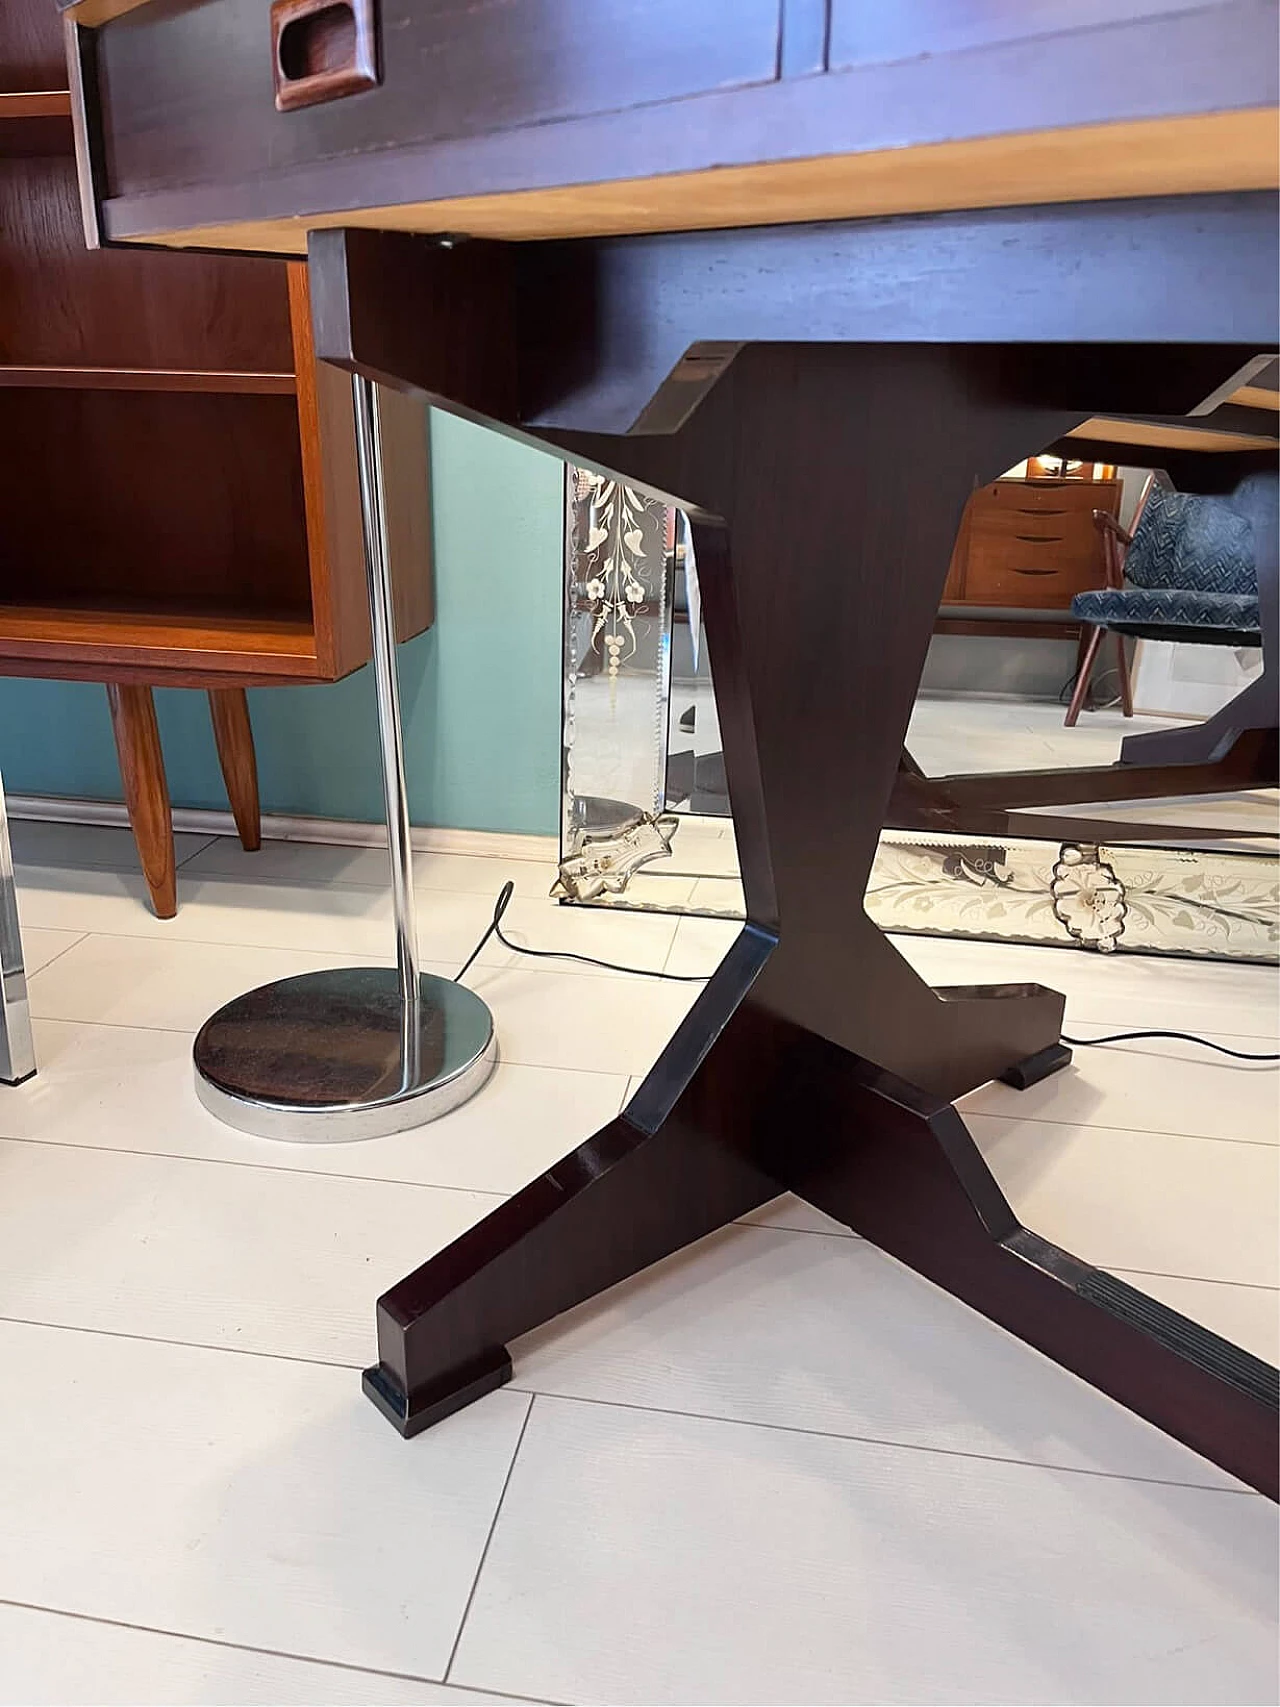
<box><xmin>63</xmin><ymin>0</ymin><xmax>1279</xmax><ymax>257</ymax></box>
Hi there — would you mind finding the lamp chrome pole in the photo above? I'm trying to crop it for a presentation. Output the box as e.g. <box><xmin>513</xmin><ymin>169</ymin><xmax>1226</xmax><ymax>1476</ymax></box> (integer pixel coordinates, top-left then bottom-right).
<box><xmin>352</xmin><ymin>372</ymin><xmax>423</xmax><ymax>1089</ymax></box>
<box><xmin>192</xmin><ymin>377</ymin><xmax>496</xmax><ymax>1142</ymax></box>
<box><xmin>0</xmin><ymin>770</ymin><xmax>35</xmax><ymax>1086</ymax></box>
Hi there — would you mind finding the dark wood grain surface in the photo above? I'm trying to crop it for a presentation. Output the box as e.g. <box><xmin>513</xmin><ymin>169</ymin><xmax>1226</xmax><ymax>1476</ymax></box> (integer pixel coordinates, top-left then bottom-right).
<box><xmin>0</xmin><ymin>387</ymin><xmax>312</xmax><ymax>615</ymax></box>
<box><xmin>0</xmin><ymin>153</ymin><xmax>294</xmax><ymax>369</ymax></box>
<box><xmin>98</xmin><ymin>0</ymin><xmax>784</xmax><ymax>198</ymax></box>
<box><xmin>0</xmin><ymin>0</ymin><xmax>66</xmax><ymax>91</ymax></box>
<box><xmin>312</xmin><ymin>197</ymin><xmax>1275</xmax><ymax>438</ymax></box>
<box><xmin>81</xmin><ymin>0</ymin><xmax>1277</xmax><ymax>253</ymax></box>
<box><xmin>311</xmin><ymin>223</ymin><xmax>1278</xmax><ymax>1491</ymax></box>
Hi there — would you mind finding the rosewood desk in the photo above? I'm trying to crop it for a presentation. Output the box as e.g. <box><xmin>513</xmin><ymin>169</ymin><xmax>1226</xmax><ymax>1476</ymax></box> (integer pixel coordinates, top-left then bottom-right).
<box><xmin>63</xmin><ymin>0</ymin><xmax>1280</xmax><ymax>1495</ymax></box>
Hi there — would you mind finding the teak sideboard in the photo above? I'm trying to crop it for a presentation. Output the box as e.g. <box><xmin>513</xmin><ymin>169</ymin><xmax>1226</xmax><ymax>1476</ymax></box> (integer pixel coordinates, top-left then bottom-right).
<box><xmin>0</xmin><ymin>0</ymin><xmax>432</xmax><ymax>915</ymax></box>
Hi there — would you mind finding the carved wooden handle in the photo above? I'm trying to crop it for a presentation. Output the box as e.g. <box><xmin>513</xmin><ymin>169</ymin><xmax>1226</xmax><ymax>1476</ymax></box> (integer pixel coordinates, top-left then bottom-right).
<box><xmin>271</xmin><ymin>0</ymin><xmax>378</xmax><ymax>113</ymax></box>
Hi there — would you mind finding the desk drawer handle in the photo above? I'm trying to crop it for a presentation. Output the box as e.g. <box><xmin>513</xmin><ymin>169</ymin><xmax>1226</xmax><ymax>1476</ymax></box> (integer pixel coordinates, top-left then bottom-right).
<box><xmin>1013</xmin><ymin>532</ymin><xmax>1063</xmax><ymax>543</ymax></box>
<box><xmin>271</xmin><ymin>0</ymin><xmax>379</xmax><ymax>112</ymax></box>
<box><xmin>1012</xmin><ymin>567</ymin><xmax>1058</xmax><ymax>576</ymax></box>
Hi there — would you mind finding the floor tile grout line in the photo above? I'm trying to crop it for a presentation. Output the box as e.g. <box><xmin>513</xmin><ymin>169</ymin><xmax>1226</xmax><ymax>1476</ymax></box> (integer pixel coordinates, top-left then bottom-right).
<box><xmin>658</xmin><ymin>913</ymin><xmax>682</xmax><ymax>976</ymax></box>
<box><xmin>25</xmin><ymin>1014</ymin><xmax>207</xmax><ymax>1036</ymax></box>
<box><xmin>12</xmin><ymin>1014</ymin><xmax>639</xmax><ymax>1086</ymax></box>
<box><xmin>21</xmin><ymin>845</ymin><xmax>556</xmax><ymax>886</ymax></box>
<box><xmin>13</xmin><ymin>1028</ymin><xmax>1275</xmax><ymax>1149</ymax></box>
<box><xmin>0</xmin><ymin>1310</ymin><xmax>373</xmax><ymax>1365</ymax></box>
<box><xmin>1</xmin><ymin>1313</ymin><xmax>1254</xmax><ymax>1499</ymax></box>
<box><xmin>962</xmin><ymin>1110</ymin><xmax>1280</xmax><ymax>1147</ymax></box>
<box><xmin>0</xmin><ymin>1314</ymin><xmax>363</xmax><ymax>1370</ymax></box>
<box><xmin>19</xmin><ymin>930</ymin><xmax>88</xmax><ymax>981</ymax></box>
<box><xmin>172</xmin><ymin>833</ymin><xmax>220</xmax><ymax>869</ymax></box>
<box><xmin>1110</xmin><ymin>1266</ymin><xmax>1280</xmax><ymax>1294</ymax></box>
<box><xmin>0</xmin><ymin>1131</ymin><xmax>515</xmax><ymax>1199</ymax></box>
<box><xmin>0</xmin><ymin>1120</ymin><xmax>848</xmax><ymax>1235</ymax></box>
<box><xmin>24</xmin><ymin>909</ymin><xmax>1276</xmax><ymax>1032</ymax></box>
<box><xmin>0</xmin><ymin>1594</ymin><xmax>560</xmax><ymax>1705</ymax></box>
<box><xmin>166</xmin><ymin>857</ymin><xmax>559</xmax><ymax>893</ymax></box>
<box><xmin>507</xmin><ymin>1389</ymin><xmax>1260</xmax><ymax>1497</ymax></box>
<box><xmin>444</xmin><ymin>1394</ymin><xmax>538</xmax><ymax>1684</ymax></box>
<box><xmin>13</xmin><ymin>1121</ymin><xmax>1272</xmax><ymax>1277</ymax></box>
<box><xmin>23</xmin><ymin>923</ymin><xmax>690</xmax><ymax>990</ymax></box>
<box><xmin>20</xmin><ymin>1009</ymin><xmax>678</xmax><ymax>1074</ymax></box>
<box><xmin>23</xmin><ymin>880</ymin><xmax>1275</xmax><ymax>1026</ymax></box>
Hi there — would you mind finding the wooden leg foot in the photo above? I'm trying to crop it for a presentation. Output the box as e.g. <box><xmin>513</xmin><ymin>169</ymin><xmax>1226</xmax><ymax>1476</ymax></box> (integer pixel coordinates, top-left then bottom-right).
<box><xmin>1064</xmin><ymin>625</ymin><xmax>1103</xmax><ymax>726</ymax></box>
<box><xmin>997</xmin><ymin>1040</ymin><xmax>1073</xmax><ymax>1089</ymax></box>
<box><xmin>1119</xmin><ymin>679</ymin><xmax>1277</xmax><ymax>770</ymax></box>
<box><xmin>208</xmin><ymin>688</ymin><xmax>262</xmax><ymax>851</ymax></box>
<box><xmin>364</xmin><ymin>1348</ymin><xmax>512</xmax><ymax>1439</ymax></box>
<box><xmin>106</xmin><ymin>683</ymin><xmax>176</xmax><ymax>919</ymax></box>
<box><xmin>1115</xmin><ymin>631</ymin><xmax>1134</xmax><ymax>716</ymax></box>
<box><xmin>365</xmin><ymin>932</ymin><xmax>784</xmax><ymax>1429</ymax></box>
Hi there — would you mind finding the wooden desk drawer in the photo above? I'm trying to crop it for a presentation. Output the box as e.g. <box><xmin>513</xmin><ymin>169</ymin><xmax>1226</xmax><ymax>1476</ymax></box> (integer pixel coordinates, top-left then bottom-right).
<box><xmin>962</xmin><ymin>544</ymin><xmax>1104</xmax><ymax>608</ymax></box>
<box><xmin>970</xmin><ymin>502</ymin><xmax>1100</xmax><ymax>555</ymax></box>
<box><xmin>97</xmin><ymin>0</ymin><xmax>784</xmax><ymax>201</ymax></box>
<box><xmin>983</xmin><ymin>478</ymin><xmax>1119</xmax><ymax>517</ymax></box>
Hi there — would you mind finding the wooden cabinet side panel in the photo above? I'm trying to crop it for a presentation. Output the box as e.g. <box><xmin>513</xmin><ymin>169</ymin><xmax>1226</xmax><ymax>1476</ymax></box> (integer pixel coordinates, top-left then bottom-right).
<box><xmin>289</xmin><ymin>262</ymin><xmax>434</xmax><ymax>682</ymax></box>
<box><xmin>379</xmin><ymin>384</ymin><xmax>435</xmax><ymax>646</ymax></box>
<box><xmin>291</xmin><ymin>259</ymin><xmax>364</xmax><ymax>678</ymax></box>
<box><xmin>0</xmin><ymin>154</ymin><xmax>293</xmax><ymax>369</ymax></box>
<box><xmin>941</xmin><ymin>500</ymin><xmax>971</xmax><ymax>602</ymax></box>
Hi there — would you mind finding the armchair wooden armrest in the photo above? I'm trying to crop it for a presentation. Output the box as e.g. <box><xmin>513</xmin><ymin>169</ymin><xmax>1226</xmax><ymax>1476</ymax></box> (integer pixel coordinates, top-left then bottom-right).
<box><xmin>1092</xmin><ymin>507</ymin><xmax>1131</xmax><ymax>588</ymax></box>
<box><xmin>1091</xmin><ymin>509</ymin><xmax>1133</xmax><ymax>547</ymax></box>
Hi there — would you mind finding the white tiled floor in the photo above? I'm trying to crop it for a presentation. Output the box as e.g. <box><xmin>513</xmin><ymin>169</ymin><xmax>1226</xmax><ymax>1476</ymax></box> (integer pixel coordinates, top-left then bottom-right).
<box><xmin>0</xmin><ymin>822</ymin><xmax>1276</xmax><ymax>1706</ymax></box>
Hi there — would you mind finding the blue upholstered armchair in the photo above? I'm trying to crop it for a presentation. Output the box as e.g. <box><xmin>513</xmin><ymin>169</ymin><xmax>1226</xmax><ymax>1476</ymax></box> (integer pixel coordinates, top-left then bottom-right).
<box><xmin>1064</xmin><ymin>473</ymin><xmax>1272</xmax><ymax>728</ymax></box>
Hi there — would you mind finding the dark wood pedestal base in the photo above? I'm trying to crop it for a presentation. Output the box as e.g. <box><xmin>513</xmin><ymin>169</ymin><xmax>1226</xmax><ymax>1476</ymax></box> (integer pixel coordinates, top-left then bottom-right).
<box><xmin>891</xmin><ymin>725</ymin><xmax>1279</xmax><ymax>842</ymax></box>
<box><xmin>362</xmin><ymin>989</ymin><xmax>1275</xmax><ymax>1493</ymax></box>
<box><xmin>308</xmin><ymin>202</ymin><xmax>1278</xmax><ymax>1497</ymax></box>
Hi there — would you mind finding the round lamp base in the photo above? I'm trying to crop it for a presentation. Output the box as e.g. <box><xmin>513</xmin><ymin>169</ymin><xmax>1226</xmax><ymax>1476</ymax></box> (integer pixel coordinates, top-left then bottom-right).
<box><xmin>193</xmin><ymin>967</ymin><xmax>496</xmax><ymax>1142</ymax></box>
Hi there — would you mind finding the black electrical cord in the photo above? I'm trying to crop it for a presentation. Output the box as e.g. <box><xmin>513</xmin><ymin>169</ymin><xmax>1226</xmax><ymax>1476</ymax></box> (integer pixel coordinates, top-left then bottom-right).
<box><xmin>455</xmin><ymin>887</ymin><xmax>1280</xmax><ymax>1061</ymax></box>
<box><xmin>1063</xmin><ymin>1029</ymin><xmax>1280</xmax><ymax>1062</ymax></box>
<box><xmin>454</xmin><ymin>881</ymin><xmax>711</xmax><ymax>985</ymax></box>
<box><xmin>1057</xmin><ymin>662</ymin><xmax>1121</xmax><ymax>712</ymax></box>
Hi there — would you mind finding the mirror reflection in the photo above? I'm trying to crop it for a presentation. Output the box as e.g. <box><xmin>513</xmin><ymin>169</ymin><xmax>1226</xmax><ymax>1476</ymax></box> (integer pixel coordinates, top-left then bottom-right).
<box><xmin>556</xmin><ymin>365</ymin><xmax>1279</xmax><ymax>1369</ymax></box>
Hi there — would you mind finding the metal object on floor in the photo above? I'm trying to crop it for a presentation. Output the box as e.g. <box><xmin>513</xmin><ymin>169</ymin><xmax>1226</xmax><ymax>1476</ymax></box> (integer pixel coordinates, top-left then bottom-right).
<box><xmin>192</xmin><ymin>375</ymin><xmax>496</xmax><ymax>1141</ymax></box>
<box><xmin>0</xmin><ymin>769</ymin><xmax>35</xmax><ymax>1085</ymax></box>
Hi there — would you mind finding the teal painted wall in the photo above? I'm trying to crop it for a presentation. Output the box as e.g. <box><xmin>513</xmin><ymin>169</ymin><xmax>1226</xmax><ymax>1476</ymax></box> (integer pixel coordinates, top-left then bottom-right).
<box><xmin>0</xmin><ymin>411</ymin><xmax>565</xmax><ymax>836</ymax></box>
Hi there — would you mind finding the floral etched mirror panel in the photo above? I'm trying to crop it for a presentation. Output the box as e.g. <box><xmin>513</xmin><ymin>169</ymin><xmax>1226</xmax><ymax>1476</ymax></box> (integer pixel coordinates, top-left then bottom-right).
<box><xmin>559</xmin><ymin>466</ymin><xmax>741</xmax><ymax>914</ymax></box>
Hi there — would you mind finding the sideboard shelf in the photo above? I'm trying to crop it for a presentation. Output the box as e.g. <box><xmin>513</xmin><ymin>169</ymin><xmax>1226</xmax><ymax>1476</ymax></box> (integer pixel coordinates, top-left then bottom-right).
<box><xmin>0</xmin><ymin>365</ymin><xmax>298</xmax><ymax>393</ymax></box>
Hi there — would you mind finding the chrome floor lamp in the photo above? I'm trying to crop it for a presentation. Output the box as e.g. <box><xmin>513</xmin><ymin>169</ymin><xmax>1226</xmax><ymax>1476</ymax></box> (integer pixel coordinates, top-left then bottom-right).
<box><xmin>193</xmin><ymin>376</ymin><xmax>497</xmax><ymax>1141</ymax></box>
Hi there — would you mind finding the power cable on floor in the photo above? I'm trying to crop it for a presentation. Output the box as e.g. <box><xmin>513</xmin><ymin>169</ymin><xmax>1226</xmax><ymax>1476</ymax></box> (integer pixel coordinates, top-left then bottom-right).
<box><xmin>456</xmin><ymin>888</ymin><xmax>1280</xmax><ymax>1063</ymax></box>
<box><xmin>1062</xmin><ymin>1029</ymin><xmax>1279</xmax><ymax>1062</ymax></box>
<box><xmin>453</xmin><ymin>881</ymin><xmax>711</xmax><ymax>984</ymax></box>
